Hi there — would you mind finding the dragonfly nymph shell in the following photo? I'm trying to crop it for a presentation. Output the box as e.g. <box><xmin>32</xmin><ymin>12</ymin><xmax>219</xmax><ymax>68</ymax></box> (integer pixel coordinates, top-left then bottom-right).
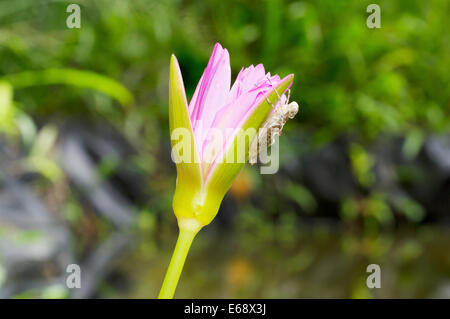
<box><xmin>248</xmin><ymin>100</ymin><xmax>299</xmax><ymax>164</ymax></box>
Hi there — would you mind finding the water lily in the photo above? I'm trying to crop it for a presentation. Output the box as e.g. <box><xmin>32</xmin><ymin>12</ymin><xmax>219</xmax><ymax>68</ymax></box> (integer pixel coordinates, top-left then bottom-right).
<box><xmin>159</xmin><ymin>43</ymin><xmax>293</xmax><ymax>298</ymax></box>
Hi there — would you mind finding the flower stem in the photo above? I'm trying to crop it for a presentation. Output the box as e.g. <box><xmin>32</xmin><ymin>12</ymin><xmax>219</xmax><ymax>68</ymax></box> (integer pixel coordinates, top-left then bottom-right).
<box><xmin>158</xmin><ymin>218</ymin><xmax>202</xmax><ymax>299</ymax></box>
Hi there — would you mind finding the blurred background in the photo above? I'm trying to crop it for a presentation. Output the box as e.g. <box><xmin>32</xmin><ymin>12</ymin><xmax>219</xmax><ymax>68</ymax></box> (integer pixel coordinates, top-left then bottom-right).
<box><xmin>0</xmin><ymin>0</ymin><xmax>449</xmax><ymax>298</ymax></box>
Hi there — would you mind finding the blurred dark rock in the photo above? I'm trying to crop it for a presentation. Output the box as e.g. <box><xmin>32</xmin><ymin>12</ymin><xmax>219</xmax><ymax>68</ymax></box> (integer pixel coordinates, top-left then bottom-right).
<box><xmin>280</xmin><ymin>136</ymin><xmax>356</xmax><ymax>219</ymax></box>
<box><xmin>425</xmin><ymin>135</ymin><xmax>450</xmax><ymax>175</ymax></box>
<box><xmin>0</xmin><ymin>122</ymin><xmax>140</xmax><ymax>298</ymax></box>
<box><xmin>0</xmin><ymin>174</ymin><xmax>73</xmax><ymax>298</ymax></box>
<box><xmin>300</xmin><ymin>138</ymin><xmax>356</xmax><ymax>202</ymax></box>
<box><xmin>71</xmin><ymin>232</ymin><xmax>131</xmax><ymax>299</ymax></box>
<box><xmin>281</xmin><ymin>133</ymin><xmax>450</xmax><ymax>223</ymax></box>
<box><xmin>59</xmin><ymin>123</ymin><xmax>142</xmax><ymax>228</ymax></box>
<box><xmin>407</xmin><ymin>135</ymin><xmax>450</xmax><ymax>223</ymax></box>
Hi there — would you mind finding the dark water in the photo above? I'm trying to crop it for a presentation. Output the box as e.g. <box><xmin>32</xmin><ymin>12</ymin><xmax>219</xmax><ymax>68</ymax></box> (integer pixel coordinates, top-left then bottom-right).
<box><xmin>117</xmin><ymin>225</ymin><xmax>450</xmax><ymax>298</ymax></box>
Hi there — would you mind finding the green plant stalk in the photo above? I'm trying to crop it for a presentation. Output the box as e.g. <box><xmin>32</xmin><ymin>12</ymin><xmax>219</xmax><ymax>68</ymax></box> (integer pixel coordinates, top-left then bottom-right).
<box><xmin>158</xmin><ymin>218</ymin><xmax>202</xmax><ymax>299</ymax></box>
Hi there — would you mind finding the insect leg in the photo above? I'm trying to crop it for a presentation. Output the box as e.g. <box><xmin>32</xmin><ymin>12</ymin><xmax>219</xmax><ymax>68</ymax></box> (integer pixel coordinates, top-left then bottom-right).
<box><xmin>286</xmin><ymin>89</ymin><xmax>291</xmax><ymax>104</ymax></box>
<box><xmin>266</xmin><ymin>75</ymin><xmax>282</xmax><ymax>101</ymax></box>
<box><xmin>254</xmin><ymin>82</ymin><xmax>276</xmax><ymax>108</ymax></box>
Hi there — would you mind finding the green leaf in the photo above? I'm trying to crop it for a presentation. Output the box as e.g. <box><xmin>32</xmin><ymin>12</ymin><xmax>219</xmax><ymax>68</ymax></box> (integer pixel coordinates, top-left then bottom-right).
<box><xmin>0</xmin><ymin>69</ymin><xmax>134</xmax><ymax>107</ymax></box>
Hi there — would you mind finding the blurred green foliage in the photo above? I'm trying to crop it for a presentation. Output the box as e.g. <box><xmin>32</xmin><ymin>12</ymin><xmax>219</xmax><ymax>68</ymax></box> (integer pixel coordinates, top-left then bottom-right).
<box><xmin>1</xmin><ymin>0</ymin><xmax>448</xmax><ymax>134</ymax></box>
<box><xmin>0</xmin><ymin>0</ymin><xmax>449</xmax><ymax>298</ymax></box>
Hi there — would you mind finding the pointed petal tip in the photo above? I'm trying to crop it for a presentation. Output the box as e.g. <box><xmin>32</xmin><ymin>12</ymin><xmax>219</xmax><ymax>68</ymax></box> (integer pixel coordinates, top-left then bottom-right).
<box><xmin>170</xmin><ymin>55</ymin><xmax>183</xmax><ymax>78</ymax></box>
<box><xmin>280</xmin><ymin>74</ymin><xmax>295</xmax><ymax>87</ymax></box>
<box><xmin>279</xmin><ymin>74</ymin><xmax>294</xmax><ymax>92</ymax></box>
<box><xmin>170</xmin><ymin>54</ymin><xmax>178</xmax><ymax>64</ymax></box>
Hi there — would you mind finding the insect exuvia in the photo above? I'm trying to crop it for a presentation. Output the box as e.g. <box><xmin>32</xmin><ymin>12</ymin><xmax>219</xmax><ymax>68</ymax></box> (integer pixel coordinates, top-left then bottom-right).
<box><xmin>249</xmin><ymin>79</ymin><xmax>299</xmax><ymax>165</ymax></box>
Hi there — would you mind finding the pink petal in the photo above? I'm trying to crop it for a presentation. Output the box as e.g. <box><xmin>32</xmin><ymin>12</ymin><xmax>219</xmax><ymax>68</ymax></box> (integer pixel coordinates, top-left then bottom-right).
<box><xmin>210</xmin><ymin>69</ymin><xmax>286</xmax><ymax>133</ymax></box>
<box><xmin>189</xmin><ymin>43</ymin><xmax>231</xmax><ymax>147</ymax></box>
<box><xmin>203</xmin><ymin>73</ymin><xmax>293</xmax><ymax>180</ymax></box>
<box><xmin>225</xmin><ymin>64</ymin><xmax>266</xmax><ymax>105</ymax></box>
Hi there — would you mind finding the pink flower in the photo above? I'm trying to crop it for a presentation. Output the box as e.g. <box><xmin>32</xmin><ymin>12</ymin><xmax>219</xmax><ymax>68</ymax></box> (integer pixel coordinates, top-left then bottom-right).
<box><xmin>189</xmin><ymin>43</ymin><xmax>293</xmax><ymax>178</ymax></box>
<box><xmin>169</xmin><ymin>43</ymin><xmax>293</xmax><ymax>227</ymax></box>
<box><xmin>160</xmin><ymin>43</ymin><xmax>294</xmax><ymax>298</ymax></box>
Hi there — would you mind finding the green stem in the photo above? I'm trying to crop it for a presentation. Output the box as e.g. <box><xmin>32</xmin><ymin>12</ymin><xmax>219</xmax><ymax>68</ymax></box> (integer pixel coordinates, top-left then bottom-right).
<box><xmin>158</xmin><ymin>218</ymin><xmax>202</xmax><ymax>299</ymax></box>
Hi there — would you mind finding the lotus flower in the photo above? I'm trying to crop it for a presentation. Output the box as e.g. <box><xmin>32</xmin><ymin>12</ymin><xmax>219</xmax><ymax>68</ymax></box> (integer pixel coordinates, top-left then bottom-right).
<box><xmin>159</xmin><ymin>43</ymin><xmax>293</xmax><ymax>298</ymax></box>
